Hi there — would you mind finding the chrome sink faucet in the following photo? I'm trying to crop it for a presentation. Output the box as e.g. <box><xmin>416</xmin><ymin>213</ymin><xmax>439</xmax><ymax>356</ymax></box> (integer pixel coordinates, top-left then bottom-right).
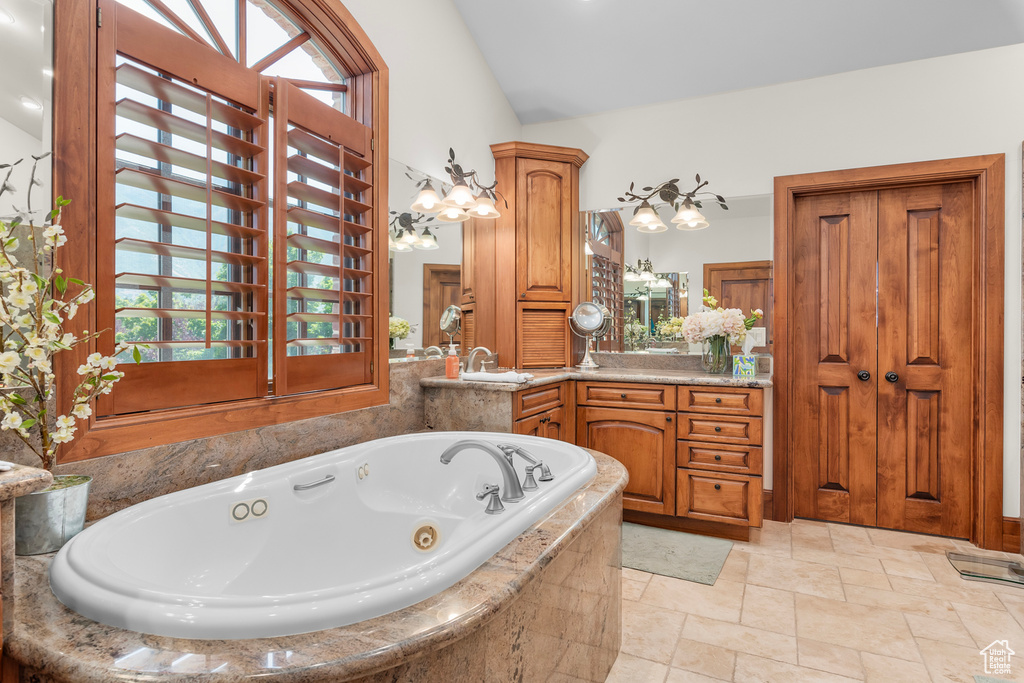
<box><xmin>498</xmin><ymin>444</ymin><xmax>554</xmax><ymax>490</ymax></box>
<box><xmin>439</xmin><ymin>440</ymin><xmax>526</xmax><ymax>503</ymax></box>
<box><xmin>465</xmin><ymin>346</ymin><xmax>493</xmax><ymax>373</ymax></box>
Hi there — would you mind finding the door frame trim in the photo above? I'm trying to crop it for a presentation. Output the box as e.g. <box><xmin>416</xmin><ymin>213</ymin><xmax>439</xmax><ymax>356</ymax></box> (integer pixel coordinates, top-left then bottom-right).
<box><xmin>772</xmin><ymin>154</ymin><xmax>1005</xmax><ymax>549</ymax></box>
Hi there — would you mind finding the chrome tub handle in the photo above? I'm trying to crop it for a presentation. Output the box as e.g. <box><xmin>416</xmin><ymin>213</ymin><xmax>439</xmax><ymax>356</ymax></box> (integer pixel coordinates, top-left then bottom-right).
<box><xmin>293</xmin><ymin>474</ymin><xmax>336</xmax><ymax>491</ymax></box>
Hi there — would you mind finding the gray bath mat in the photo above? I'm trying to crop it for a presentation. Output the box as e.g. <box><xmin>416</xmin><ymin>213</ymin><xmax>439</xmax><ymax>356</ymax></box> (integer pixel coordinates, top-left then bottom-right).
<box><xmin>622</xmin><ymin>522</ymin><xmax>733</xmax><ymax>585</ymax></box>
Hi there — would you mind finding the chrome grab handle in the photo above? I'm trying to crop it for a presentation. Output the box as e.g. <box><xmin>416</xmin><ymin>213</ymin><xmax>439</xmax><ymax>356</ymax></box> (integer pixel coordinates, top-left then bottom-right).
<box><xmin>476</xmin><ymin>483</ymin><xmax>505</xmax><ymax>514</ymax></box>
<box><xmin>293</xmin><ymin>474</ymin><xmax>336</xmax><ymax>491</ymax></box>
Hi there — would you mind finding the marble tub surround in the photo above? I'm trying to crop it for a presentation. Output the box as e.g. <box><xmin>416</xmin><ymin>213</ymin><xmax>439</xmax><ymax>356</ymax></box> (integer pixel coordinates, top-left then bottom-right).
<box><xmin>7</xmin><ymin>451</ymin><xmax>626</xmax><ymax>683</ymax></box>
<box><xmin>424</xmin><ymin>386</ymin><xmax>513</xmax><ymax>432</ymax></box>
<box><xmin>0</xmin><ymin>464</ymin><xmax>52</xmax><ymax>636</ymax></box>
<box><xmin>37</xmin><ymin>359</ymin><xmax>442</xmax><ymax>522</ymax></box>
<box><xmin>422</xmin><ymin>366</ymin><xmax>773</xmax><ymax>392</ymax></box>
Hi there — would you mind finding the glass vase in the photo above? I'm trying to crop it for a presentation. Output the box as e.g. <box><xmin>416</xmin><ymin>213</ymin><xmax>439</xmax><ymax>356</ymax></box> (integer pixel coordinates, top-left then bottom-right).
<box><xmin>702</xmin><ymin>336</ymin><xmax>729</xmax><ymax>374</ymax></box>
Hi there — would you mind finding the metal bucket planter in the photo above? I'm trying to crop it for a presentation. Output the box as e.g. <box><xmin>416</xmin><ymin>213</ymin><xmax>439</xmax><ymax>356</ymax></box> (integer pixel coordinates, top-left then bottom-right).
<box><xmin>15</xmin><ymin>475</ymin><xmax>92</xmax><ymax>556</ymax></box>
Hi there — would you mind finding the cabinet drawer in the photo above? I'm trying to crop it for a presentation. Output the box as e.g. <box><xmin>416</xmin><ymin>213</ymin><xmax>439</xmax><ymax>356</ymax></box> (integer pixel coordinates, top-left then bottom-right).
<box><xmin>678</xmin><ymin>386</ymin><xmax>763</xmax><ymax>417</ymax></box>
<box><xmin>677</xmin><ymin>469</ymin><xmax>762</xmax><ymax>527</ymax></box>
<box><xmin>678</xmin><ymin>413</ymin><xmax>762</xmax><ymax>446</ymax></box>
<box><xmin>515</xmin><ymin>382</ymin><xmax>565</xmax><ymax>419</ymax></box>
<box><xmin>677</xmin><ymin>441</ymin><xmax>763</xmax><ymax>475</ymax></box>
<box><xmin>576</xmin><ymin>382</ymin><xmax>676</xmax><ymax>411</ymax></box>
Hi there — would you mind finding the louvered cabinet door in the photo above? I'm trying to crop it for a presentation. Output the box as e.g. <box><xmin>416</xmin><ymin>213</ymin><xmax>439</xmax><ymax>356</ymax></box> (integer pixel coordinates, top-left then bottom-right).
<box><xmin>272</xmin><ymin>78</ymin><xmax>375</xmax><ymax>395</ymax></box>
<box><xmin>516</xmin><ymin>302</ymin><xmax>570</xmax><ymax>368</ymax></box>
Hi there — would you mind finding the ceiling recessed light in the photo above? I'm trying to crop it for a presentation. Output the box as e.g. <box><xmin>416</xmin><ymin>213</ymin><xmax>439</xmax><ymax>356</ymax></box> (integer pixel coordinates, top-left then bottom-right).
<box><xmin>0</xmin><ymin>8</ymin><xmax>14</xmax><ymax>24</ymax></box>
<box><xmin>20</xmin><ymin>97</ymin><xmax>42</xmax><ymax>111</ymax></box>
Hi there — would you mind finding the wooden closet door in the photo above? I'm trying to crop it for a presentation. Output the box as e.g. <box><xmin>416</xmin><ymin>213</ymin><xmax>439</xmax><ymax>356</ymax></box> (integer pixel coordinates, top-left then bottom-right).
<box><xmin>876</xmin><ymin>183</ymin><xmax>974</xmax><ymax>537</ymax></box>
<box><xmin>516</xmin><ymin>158</ymin><xmax>572</xmax><ymax>301</ymax></box>
<box><xmin>791</xmin><ymin>192</ymin><xmax>878</xmax><ymax>525</ymax></box>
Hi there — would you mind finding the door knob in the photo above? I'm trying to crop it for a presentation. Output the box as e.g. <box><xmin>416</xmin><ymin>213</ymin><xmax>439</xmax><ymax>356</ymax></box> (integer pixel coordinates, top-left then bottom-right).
<box><xmin>857</xmin><ymin>371</ymin><xmax>870</xmax><ymax>381</ymax></box>
<box><xmin>885</xmin><ymin>372</ymin><xmax>899</xmax><ymax>383</ymax></box>
<box><xmin>666</xmin><ymin>416</ymin><xmax>672</xmax><ymax>422</ymax></box>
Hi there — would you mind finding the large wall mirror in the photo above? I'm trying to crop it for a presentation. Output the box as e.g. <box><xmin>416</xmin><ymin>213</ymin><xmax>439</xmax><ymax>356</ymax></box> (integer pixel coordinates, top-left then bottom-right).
<box><xmin>387</xmin><ymin>159</ymin><xmax>461</xmax><ymax>355</ymax></box>
<box><xmin>1</xmin><ymin>0</ymin><xmax>53</xmax><ymax>217</ymax></box>
<box><xmin>581</xmin><ymin>195</ymin><xmax>772</xmax><ymax>354</ymax></box>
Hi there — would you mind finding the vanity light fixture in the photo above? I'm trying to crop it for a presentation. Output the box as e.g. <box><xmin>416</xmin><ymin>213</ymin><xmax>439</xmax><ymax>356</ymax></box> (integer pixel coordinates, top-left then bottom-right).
<box><xmin>410</xmin><ymin>181</ymin><xmax>443</xmax><ymax>213</ymax></box>
<box><xmin>435</xmin><ymin>205</ymin><xmax>470</xmax><ymax>223</ymax></box>
<box><xmin>619</xmin><ymin>175</ymin><xmax>727</xmax><ymax>233</ymax></box>
<box><xmin>442</xmin><ymin>179</ymin><xmax>476</xmax><ymax>209</ymax></box>
<box><xmin>410</xmin><ymin>148</ymin><xmax>506</xmax><ymax>221</ymax></box>
<box><xmin>389</xmin><ymin>210</ymin><xmax>436</xmax><ymax>251</ymax></box>
<box><xmin>414</xmin><ymin>227</ymin><xmax>439</xmax><ymax>250</ymax></box>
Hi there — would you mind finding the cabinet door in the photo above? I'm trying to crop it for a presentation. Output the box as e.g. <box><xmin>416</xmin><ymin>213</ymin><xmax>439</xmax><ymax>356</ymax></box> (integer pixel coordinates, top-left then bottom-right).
<box><xmin>513</xmin><ymin>405</ymin><xmax>569</xmax><ymax>443</ymax></box>
<box><xmin>514</xmin><ymin>412</ymin><xmax>544</xmax><ymax>437</ymax></box>
<box><xmin>576</xmin><ymin>406</ymin><xmax>676</xmax><ymax>515</ymax></box>
<box><xmin>516</xmin><ymin>158</ymin><xmax>572</xmax><ymax>302</ymax></box>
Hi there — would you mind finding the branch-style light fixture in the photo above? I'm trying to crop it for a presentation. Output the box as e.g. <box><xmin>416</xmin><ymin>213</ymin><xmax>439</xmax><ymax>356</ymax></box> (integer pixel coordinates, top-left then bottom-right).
<box><xmin>388</xmin><ymin>211</ymin><xmax>439</xmax><ymax>251</ymax></box>
<box><xmin>618</xmin><ymin>174</ymin><xmax>728</xmax><ymax>233</ymax></box>
<box><xmin>411</xmin><ymin>149</ymin><xmax>506</xmax><ymax>223</ymax></box>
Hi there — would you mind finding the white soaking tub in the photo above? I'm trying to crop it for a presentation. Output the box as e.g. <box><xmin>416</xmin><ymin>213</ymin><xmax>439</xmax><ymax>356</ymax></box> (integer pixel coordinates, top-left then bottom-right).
<box><xmin>49</xmin><ymin>431</ymin><xmax>597</xmax><ymax>640</ymax></box>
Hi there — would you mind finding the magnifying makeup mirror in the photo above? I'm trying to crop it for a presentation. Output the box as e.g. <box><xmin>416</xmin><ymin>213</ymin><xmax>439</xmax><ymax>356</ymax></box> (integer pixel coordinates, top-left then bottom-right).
<box><xmin>440</xmin><ymin>305</ymin><xmax>462</xmax><ymax>346</ymax></box>
<box><xmin>569</xmin><ymin>302</ymin><xmax>611</xmax><ymax>369</ymax></box>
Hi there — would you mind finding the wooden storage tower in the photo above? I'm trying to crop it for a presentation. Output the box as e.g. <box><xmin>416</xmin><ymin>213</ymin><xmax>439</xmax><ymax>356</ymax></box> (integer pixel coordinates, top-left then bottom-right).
<box><xmin>461</xmin><ymin>142</ymin><xmax>588</xmax><ymax>368</ymax></box>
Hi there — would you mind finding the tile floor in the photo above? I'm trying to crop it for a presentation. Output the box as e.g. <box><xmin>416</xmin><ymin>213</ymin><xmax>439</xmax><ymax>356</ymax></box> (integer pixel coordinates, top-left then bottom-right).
<box><xmin>609</xmin><ymin>519</ymin><xmax>1024</xmax><ymax>682</ymax></box>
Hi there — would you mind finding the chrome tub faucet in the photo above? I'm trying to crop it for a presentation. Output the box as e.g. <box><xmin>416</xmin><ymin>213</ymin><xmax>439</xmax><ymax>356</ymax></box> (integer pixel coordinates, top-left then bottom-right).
<box><xmin>439</xmin><ymin>440</ymin><xmax>526</xmax><ymax>503</ymax></box>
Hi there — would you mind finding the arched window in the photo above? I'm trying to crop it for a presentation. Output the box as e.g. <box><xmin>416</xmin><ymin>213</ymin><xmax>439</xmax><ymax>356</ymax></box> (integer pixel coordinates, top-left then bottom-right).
<box><xmin>54</xmin><ymin>0</ymin><xmax>388</xmax><ymax>461</ymax></box>
<box><xmin>586</xmin><ymin>211</ymin><xmax>623</xmax><ymax>351</ymax></box>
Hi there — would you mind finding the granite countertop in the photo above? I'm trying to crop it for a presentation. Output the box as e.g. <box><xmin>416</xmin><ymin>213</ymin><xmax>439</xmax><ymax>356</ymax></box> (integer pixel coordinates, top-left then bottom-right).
<box><xmin>6</xmin><ymin>452</ymin><xmax>628</xmax><ymax>683</ymax></box>
<box><xmin>421</xmin><ymin>367</ymin><xmax>773</xmax><ymax>392</ymax></box>
<box><xmin>0</xmin><ymin>464</ymin><xmax>52</xmax><ymax>501</ymax></box>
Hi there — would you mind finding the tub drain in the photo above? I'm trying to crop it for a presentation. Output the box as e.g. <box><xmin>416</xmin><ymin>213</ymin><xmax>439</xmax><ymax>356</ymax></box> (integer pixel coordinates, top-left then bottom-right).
<box><xmin>412</xmin><ymin>523</ymin><xmax>440</xmax><ymax>552</ymax></box>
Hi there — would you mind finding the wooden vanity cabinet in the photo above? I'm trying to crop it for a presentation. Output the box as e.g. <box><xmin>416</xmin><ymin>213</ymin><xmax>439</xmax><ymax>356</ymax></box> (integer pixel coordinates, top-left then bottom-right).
<box><xmin>513</xmin><ymin>381</ymin><xmax>573</xmax><ymax>443</ymax></box>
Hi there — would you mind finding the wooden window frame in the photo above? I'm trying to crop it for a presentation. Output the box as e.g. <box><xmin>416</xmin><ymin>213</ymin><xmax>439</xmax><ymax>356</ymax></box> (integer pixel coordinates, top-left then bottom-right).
<box><xmin>53</xmin><ymin>0</ymin><xmax>390</xmax><ymax>463</ymax></box>
<box><xmin>772</xmin><ymin>154</ymin><xmax>1004</xmax><ymax>550</ymax></box>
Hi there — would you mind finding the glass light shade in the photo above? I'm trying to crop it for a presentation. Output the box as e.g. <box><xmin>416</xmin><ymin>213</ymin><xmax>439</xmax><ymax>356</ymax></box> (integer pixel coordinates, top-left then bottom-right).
<box><xmin>392</xmin><ymin>236</ymin><xmax>413</xmax><ymax>252</ymax></box>
<box><xmin>436</xmin><ymin>206</ymin><xmax>470</xmax><ymax>223</ymax></box>
<box><xmin>624</xmin><ymin>269</ymin><xmax>641</xmax><ymax>282</ymax></box>
<box><xmin>414</xmin><ymin>228</ymin><xmax>439</xmax><ymax>250</ymax></box>
<box><xmin>442</xmin><ymin>181</ymin><xmax>476</xmax><ymax>208</ymax></box>
<box><xmin>637</xmin><ymin>293</ymin><xmax>648</xmax><ymax>301</ymax></box>
<box><xmin>400</xmin><ymin>227</ymin><xmax>420</xmax><ymax>245</ymax></box>
<box><xmin>388</xmin><ymin>231</ymin><xmax>399</xmax><ymax>251</ymax></box>
<box><xmin>469</xmin><ymin>194</ymin><xmax>500</xmax><ymax>219</ymax></box>
<box><xmin>636</xmin><ymin>219</ymin><xmax>667</xmax><ymax>234</ymax></box>
<box><xmin>677</xmin><ymin>218</ymin><xmax>710</xmax><ymax>231</ymax></box>
<box><xmin>671</xmin><ymin>203</ymin><xmax>703</xmax><ymax>225</ymax></box>
<box><xmin>654</xmin><ymin>278</ymin><xmax>673</xmax><ymax>288</ymax></box>
<box><xmin>628</xmin><ymin>200</ymin><xmax>660</xmax><ymax>227</ymax></box>
<box><xmin>640</xmin><ymin>269</ymin><xmax>657</xmax><ymax>282</ymax></box>
<box><xmin>584</xmin><ymin>241</ymin><xmax>594</xmax><ymax>256</ymax></box>
<box><xmin>410</xmin><ymin>182</ymin><xmax>443</xmax><ymax>213</ymax></box>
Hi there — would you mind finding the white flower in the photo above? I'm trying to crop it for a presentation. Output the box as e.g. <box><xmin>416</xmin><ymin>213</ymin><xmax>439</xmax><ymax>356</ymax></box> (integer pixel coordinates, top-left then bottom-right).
<box><xmin>66</xmin><ymin>303</ymin><xmax>78</xmax><ymax>319</ymax></box>
<box><xmin>55</xmin><ymin>414</ymin><xmax>75</xmax><ymax>430</ymax></box>
<box><xmin>60</xmin><ymin>333</ymin><xmax>76</xmax><ymax>346</ymax></box>
<box><xmin>98</xmin><ymin>356</ymin><xmax>117</xmax><ymax>371</ymax></box>
<box><xmin>25</xmin><ymin>346</ymin><xmax>46</xmax><ymax>362</ymax></box>
<box><xmin>0</xmin><ymin>412</ymin><xmax>22</xmax><ymax>431</ymax></box>
<box><xmin>51</xmin><ymin>427</ymin><xmax>75</xmax><ymax>444</ymax></box>
<box><xmin>86</xmin><ymin>352</ymin><xmax>103</xmax><ymax>366</ymax></box>
<box><xmin>4</xmin><ymin>238</ymin><xmax>18</xmax><ymax>252</ymax></box>
<box><xmin>30</xmin><ymin>359</ymin><xmax>51</xmax><ymax>374</ymax></box>
<box><xmin>7</xmin><ymin>291</ymin><xmax>32</xmax><ymax>310</ymax></box>
<box><xmin>19</xmin><ymin>280</ymin><xmax>37</xmax><ymax>295</ymax></box>
<box><xmin>72</xmin><ymin>403</ymin><xmax>92</xmax><ymax>419</ymax></box>
<box><xmin>0</xmin><ymin>351</ymin><xmax>20</xmax><ymax>374</ymax></box>
<box><xmin>15</xmin><ymin>313</ymin><xmax>32</xmax><ymax>328</ymax></box>
<box><xmin>76</xmin><ymin>364</ymin><xmax>91</xmax><ymax>375</ymax></box>
<box><xmin>77</xmin><ymin>289</ymin><xmax>95</xmax><ymax>304</ymax></box>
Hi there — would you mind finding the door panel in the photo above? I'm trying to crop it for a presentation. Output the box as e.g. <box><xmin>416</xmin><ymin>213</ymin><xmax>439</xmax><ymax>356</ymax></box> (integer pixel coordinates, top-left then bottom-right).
<box><xmin>516</xmin><ymin>158</ymin><xmax>572</xmax><ymax>301</ymax></box>
<box><xmin>876</xmin><ymin>182</ymin><xmax>973</xmax><ymax>537</ymax></box>
<box><xmin>704</xmin><ymin>260</ymin><xmax>773</xmax><ymax>353</ymax></box>
<box><xmin>422</xmin><ymin>264</ymin><xmax>461</xmax><ymax>349</ymax></box>
<box><xmin>792</xmin><ymin>192</ymin><xmax>878</xmax><ymax>525</ymax></box>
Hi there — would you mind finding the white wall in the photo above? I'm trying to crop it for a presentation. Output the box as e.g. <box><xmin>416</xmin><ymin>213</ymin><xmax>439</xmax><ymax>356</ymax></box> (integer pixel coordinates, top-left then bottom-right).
<box><xmin>342</xmin><ymin>0</ymin><xmax>522</xmax><ymax>184</ymax></box>
<box><xmin>524</xmin><ymin>44</ymin><xmax>1024</xmax><ymax>517</ymax></box>
<box><xmin>0</xmin><ymin>116</ymin><xmax>46</xmax><ymax>218</ymax></box>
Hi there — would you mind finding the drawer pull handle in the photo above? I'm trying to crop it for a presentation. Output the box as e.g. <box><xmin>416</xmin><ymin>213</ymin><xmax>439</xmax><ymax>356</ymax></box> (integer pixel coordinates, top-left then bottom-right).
<box><xmin>715</xmin><ymin>398</ymin><xmax>722</xmax><ymax>403</ymax></box>
<box><xmin>714</xmin><ymin>455</ymin><xmax>722</xmax><ymax>461</ymax></box>
<box><xmin>666</xmin><ymin>416</ymin><xmax>672</xmax><ymax>422</ymax></box>
<box><xmin>714</xmin><ymin>426</ymin><xmax>722</xmax><ymax>432</ymax></box>
<box><xmin>620</xmin><ymin>393</ymin><xmax>627</xmax><ymax>399</ymax></box>
<box><xmin>714</xmin><ymin>484</ymin><xmax>721</xmax><ymax>490</ymax></box>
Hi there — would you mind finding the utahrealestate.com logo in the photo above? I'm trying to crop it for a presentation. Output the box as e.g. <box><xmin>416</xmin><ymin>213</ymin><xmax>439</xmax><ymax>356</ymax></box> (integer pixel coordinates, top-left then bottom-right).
<box><xmin>981</xmin><ymin>640</ymin><xmax>1014</xmax><ymax>676</ymax></box>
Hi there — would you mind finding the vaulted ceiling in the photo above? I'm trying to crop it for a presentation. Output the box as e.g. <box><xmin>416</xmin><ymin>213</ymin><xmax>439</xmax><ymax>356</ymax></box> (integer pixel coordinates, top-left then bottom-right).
<box><xmin>452</xmin><ymin>0</ymin><xmax>1024</xmax><ymax>124</ymax></box>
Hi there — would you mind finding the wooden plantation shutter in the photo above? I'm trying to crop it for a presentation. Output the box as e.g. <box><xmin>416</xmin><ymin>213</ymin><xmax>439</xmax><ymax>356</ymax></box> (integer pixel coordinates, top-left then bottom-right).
<box><xmin>272</xmin><ymin>78</ymin><xmax>374</xmax><ymax>395</ymax></box>
<box><xmin>98</xmin><ymin>5</ymin><xmax>269</xmax><ymax>415</ymax></box>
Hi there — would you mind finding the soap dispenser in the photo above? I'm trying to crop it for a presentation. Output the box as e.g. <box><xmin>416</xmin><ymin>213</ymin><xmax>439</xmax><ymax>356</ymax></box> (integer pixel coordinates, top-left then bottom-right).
<box><xmin>445</xmin><ymin>344</ymin><xmax>460</xmax><ymax>379</ymax></box>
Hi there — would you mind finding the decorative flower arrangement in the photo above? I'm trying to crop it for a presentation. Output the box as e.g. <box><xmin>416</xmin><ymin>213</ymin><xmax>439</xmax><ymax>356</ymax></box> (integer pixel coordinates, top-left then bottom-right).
<box><xmin>388</xmin><ymin>316</ymin><xmax>416</xmax><ymax>340</ymax></box>
<box><xmin>679</xmin><ymin>289</ymin><xmax>763</xmax><ymax>372</ymax></box>
<box><xmin>623</xmin><ymin>320</ymin><xmax>650</xmax><ymax>351</ymax></box>
<box><xmin>0</xmin><ymin>156</ymin><xmax>140</xmax><ymax>471</ymax></box>
<box><xmin>656</xmin><ymin>316</ymin><xmax>686</xmax><ymax>338</ymax></box>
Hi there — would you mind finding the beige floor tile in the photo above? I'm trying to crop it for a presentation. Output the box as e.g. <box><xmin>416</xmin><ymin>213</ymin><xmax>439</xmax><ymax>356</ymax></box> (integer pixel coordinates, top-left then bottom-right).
<box><xmin>682</xmin><ymin>614</ymin><xmax>799</xmax><ymax>664</ymax></box>
<box><xmin>866</xmin><ymin>527</ymin><xmax>961</xmax><ymax>554</ymax></box>
<box><xmin>671</xmin><ymin>638</ymin><xmax>736</xmax><ymax>681</ymax></box>
<box><xmin>794</xmin><ymin>593</ymin><xmax>921</xmax><ymax>661</ymax></box>
<box><xmin>791</xmin><ymin>523</ymin><xmax>835</xmax><ymax>552</ymax></box>
<box><xmin>717</xmin><ymin>549</ymin><xmax>749</xmax><ymax>584</ymax></box>
<box><xmin>880</xmin><ymin>557</ymin><xmax>935</xmax><ymax>581</ymax></box>
<box><xmin>827</xmin><ymin>523</ymin><xmax>873</xmax><ymax>546</ymax></box>
<box><xmin>998</xmin><ymin>591</ymin><xmax>1024</xmax><ymax>631</ymax></box>
<box><xmin>951</xmin><ymin>601</ymin><xmax>1024</xmax><ymax>650</ymax></box>
<box><xmin>839</xmin><ymin>566</ymin><xmax>892</xmax><ymax>591</ymax></box>
<box><xmin>622</xmin><ymin>600</ymin><xmax>687</xmax><ymax>664</ymax></box>
<box><xmin>843</xmin><ymin>584</ymin><xmax>958</xmax><ymax>621</ymax></box>
<box><xmin>860</xmin><ymin>652</ymin><xmax>931</xmax><ymax>682</ymax></box>
<box><xmin>903</xmin><ymin>612</ymin><xmax>977</xmax><ymax>648</ymax></box>
<box><xmin>741</xmin><ymin>584</ymin><xmax>796</xmax><ymax>636</ymax></box>
<box><xmin>916</xmin><ymin>637</ymin><xmax>995</xmax><ymax>683</ymax></box>
<box><xmin>888</xmin><ymin>575</ymin><xmax>1006</xmax><ymax>610</ymax></box>
<box><xmin>640</xmin><ymin>574</ymin><xmax>745</xmax><ymax>623</ymax></box>
<box><xmin>623</xmin><ymin>577</ymin><xmax>648</xmax><ymax>601</ymax></box>
<box><xmin>664</xmin><ymin>667</ymin><xmax>727</xmax><ymax>682</ymax></box>
<box><xmin>791</xmin><ymin>547</ymin><xmax>885</xmax><ymax>573</ymax></box>
<box><xmin>623</xmin><ymin>567</ymin><xmax>654</xmax><ymax>584</ymax></box>
<box><xmin>746</xmin><ymin>554</ymin><xmax>845</xmax><ymax>600</ymax></box>
<box><xmin>605</xmin><ymin>653</ymin><xmax>670</xmax><ymax>683</ymax></box>
<box><xmin>836</xmin><ymin>541</ymin><xmax>930</xmax><ymax>564</ymax></box>
<box><xmin>733</xmin><ymin>653</ymin><xmax>862</xmax><ymax>682</ymax></box>
<box><xmin>797</xmin><ymin>638</ymin><xmax>865</xmax><ymax>679</ymax></box>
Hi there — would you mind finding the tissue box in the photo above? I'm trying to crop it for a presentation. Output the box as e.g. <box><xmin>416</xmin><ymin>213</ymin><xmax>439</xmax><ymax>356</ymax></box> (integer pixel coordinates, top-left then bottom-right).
<box><xmin>732</xmin><ymin>354</ymin><xmax>756</xmax><ymax>377</ymax></box>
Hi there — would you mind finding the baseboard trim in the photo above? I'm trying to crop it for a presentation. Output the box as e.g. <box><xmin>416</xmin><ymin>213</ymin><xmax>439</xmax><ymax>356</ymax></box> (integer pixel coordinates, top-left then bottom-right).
<box><xmin>763</xmin><ymin>489</ymin><xmax>773</xmax><ymax>521</ymax></box>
